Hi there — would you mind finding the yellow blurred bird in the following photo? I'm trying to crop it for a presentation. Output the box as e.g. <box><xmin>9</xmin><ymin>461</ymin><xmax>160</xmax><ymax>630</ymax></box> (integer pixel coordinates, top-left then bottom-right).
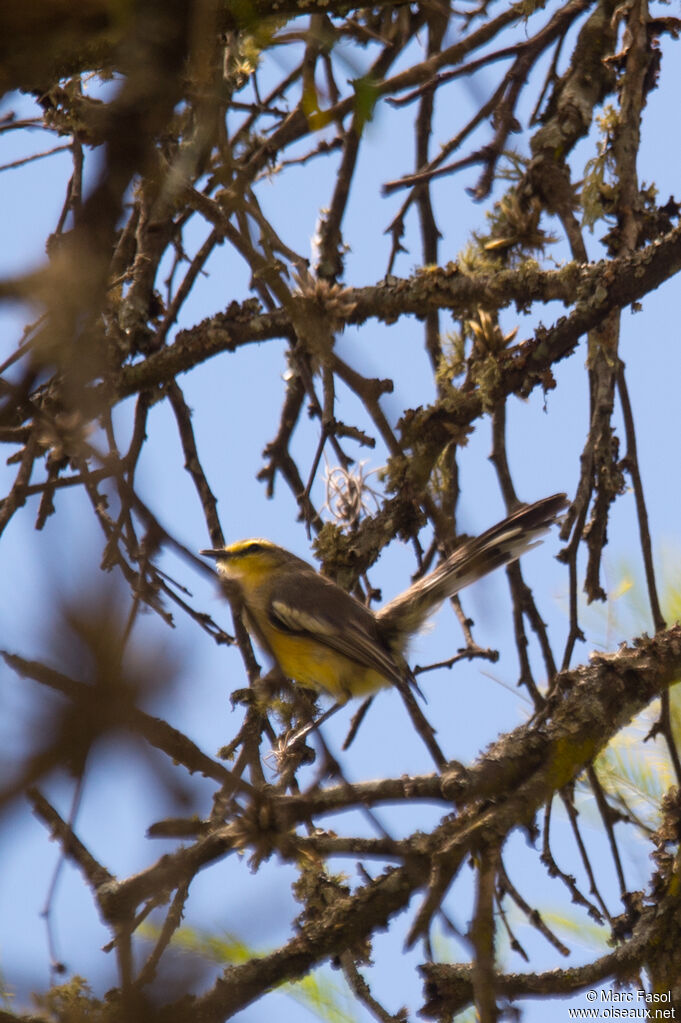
<box><xmin>201</xmin><ymin>493</ymin><xmax>567</xmax><ymax>703</ymax></box>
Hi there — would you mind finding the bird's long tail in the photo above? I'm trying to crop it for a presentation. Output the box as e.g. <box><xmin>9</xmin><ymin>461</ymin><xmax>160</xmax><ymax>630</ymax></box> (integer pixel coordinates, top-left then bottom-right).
<box><xmin>377</xmin><ymin>493</ymin><xmax>568</xmax><ymax>646</ymax></box>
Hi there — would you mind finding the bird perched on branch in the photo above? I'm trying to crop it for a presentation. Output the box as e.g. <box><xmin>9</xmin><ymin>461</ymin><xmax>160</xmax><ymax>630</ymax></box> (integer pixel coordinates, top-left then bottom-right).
<box><xmin>201</xmin><ymin>493</ymin><xmax>567</xmax><ymax>703</ymax></box>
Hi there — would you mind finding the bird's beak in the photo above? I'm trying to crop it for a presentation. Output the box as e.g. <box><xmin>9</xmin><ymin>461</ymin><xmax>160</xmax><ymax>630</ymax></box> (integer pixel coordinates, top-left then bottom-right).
<box><xmin>200</xmin><ymin>549</ymin><xmax>224</xmax><ymax>558</ymax></box>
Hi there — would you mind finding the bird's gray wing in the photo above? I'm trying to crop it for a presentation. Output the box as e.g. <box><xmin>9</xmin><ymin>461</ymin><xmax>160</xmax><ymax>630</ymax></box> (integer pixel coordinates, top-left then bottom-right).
<box><xmin>268</xmin><ymin>573</ymin><xmax>403</xmax><ymax>685</ymax></box>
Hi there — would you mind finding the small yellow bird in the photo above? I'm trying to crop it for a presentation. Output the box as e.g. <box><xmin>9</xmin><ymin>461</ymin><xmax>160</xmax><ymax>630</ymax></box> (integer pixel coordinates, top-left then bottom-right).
<box><xmin>201</xmin><ymin>493</ymin><xmax>567</xmax><ymax>702</ymax></box>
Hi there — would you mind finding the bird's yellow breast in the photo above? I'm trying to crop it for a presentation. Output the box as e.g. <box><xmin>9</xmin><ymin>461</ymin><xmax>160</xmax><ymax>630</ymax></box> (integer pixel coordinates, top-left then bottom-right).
<box><xmin>244</xmin><ymin>607</ymin><xmax>391</xmax><ymax>701</ymax></box>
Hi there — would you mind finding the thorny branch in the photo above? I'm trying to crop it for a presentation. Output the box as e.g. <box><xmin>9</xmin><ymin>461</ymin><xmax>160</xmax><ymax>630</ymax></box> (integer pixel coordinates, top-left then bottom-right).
<box><xmin>12</xmin><ymin>625</ymin><xmax>681</xmax><ymax>1020</ymax></box>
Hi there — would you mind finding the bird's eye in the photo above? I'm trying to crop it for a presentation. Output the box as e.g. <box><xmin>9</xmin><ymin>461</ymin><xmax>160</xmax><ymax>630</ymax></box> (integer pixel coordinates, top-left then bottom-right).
<box><xmin>244</xmin><ymin>542</ymin><xmax>264</xmax><ymax>554</ymax></box>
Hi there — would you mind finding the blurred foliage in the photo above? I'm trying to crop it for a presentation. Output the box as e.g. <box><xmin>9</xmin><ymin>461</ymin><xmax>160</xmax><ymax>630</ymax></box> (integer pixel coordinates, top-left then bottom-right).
<box><xmin>141</xmin><ymin>924</ymin><xmax>358</xmax><ymax>1023</ymax></box>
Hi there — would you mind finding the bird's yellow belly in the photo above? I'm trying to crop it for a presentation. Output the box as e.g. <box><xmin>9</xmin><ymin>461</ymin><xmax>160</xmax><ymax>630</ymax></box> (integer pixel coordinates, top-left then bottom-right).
<box><xmin>264</xmin><ymin>630</ymin><xmax>392</xmax><ymax>701</ymax></box>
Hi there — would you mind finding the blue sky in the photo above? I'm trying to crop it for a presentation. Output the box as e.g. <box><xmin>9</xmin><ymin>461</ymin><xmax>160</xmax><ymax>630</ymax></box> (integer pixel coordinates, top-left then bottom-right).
<box><xmin>1</xmin><ymin>10</ymin><xmax>681</xmax><ymax>1019</ymax></box>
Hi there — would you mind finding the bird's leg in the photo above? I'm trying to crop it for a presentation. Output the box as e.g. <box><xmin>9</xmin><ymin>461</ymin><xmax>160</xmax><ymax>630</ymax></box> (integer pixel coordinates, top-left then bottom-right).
<box><xmin>341</xmin><ymin>695</ymin><xmax>374</xmax><ymax>750</ymax></box>
<box><xmin>281</xmin><ymin>699</ymin><xmax>344</xmax><ymax>749</ymax></box>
